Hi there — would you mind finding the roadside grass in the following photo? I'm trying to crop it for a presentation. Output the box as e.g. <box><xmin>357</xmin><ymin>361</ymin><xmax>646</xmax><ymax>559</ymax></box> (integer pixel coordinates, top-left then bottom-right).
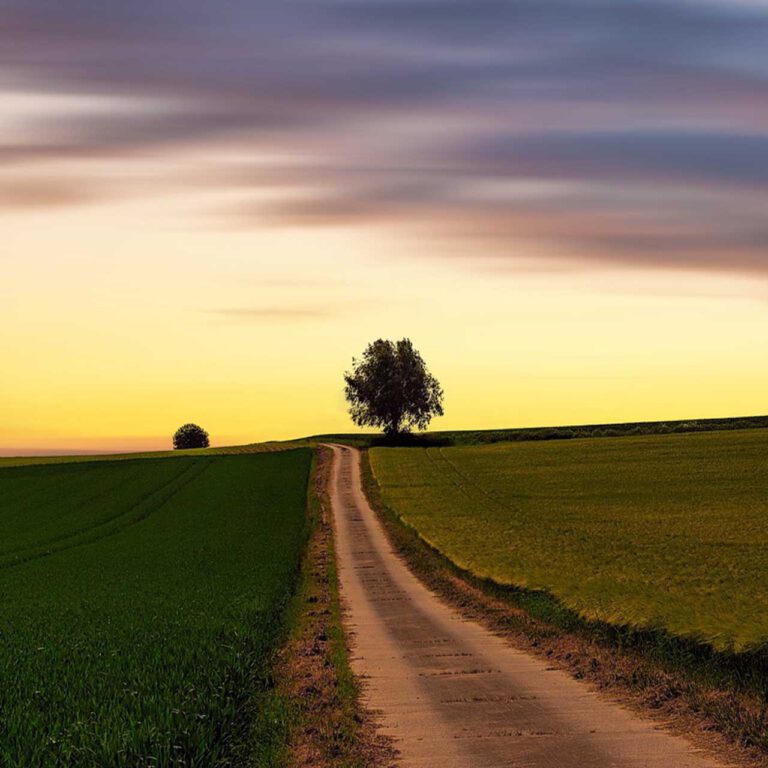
<box><xmin>0</xmin><ymin>451</ymin><xmax>311</xmax><ymax>767</ymax></box>
<box><xmin>369</xmin><ymin>427</ymin><xmax>768</xmax><ymax>653</ymax></box>
<box><xmin>264</xmin><ymin>447</ymin><xmax>392</xmax><ymax>768</ymax></box>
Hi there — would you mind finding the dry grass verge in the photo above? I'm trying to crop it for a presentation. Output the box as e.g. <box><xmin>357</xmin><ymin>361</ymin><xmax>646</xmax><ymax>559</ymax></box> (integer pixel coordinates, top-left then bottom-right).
<box><xmin>268</xmin><ymin>447</ymin><xmax>395</xmax><ymax>768</ymax></box>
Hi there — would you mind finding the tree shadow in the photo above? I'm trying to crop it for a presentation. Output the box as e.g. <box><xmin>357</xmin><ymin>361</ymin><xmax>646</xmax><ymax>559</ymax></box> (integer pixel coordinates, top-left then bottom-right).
<box><xmin>368</xmin><ymin>433</ymin><xmax>454</xmax><ymax>448</ymax></box>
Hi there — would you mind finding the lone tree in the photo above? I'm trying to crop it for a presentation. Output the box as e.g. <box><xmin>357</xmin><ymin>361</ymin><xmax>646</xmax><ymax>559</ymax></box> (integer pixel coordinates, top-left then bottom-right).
<box><xmin>173</xmin><ymin>423</ymin><xmax>210</xmax><ymax>450</ymax></box>
<box><xmin>344</xmin><ymin>338</ymin><xmax>444</xmax><ymax>437</ymax></box>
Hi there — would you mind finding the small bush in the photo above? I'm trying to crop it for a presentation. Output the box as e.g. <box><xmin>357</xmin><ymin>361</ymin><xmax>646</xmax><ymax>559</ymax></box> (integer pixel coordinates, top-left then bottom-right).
<box><xmin>173</xmin><ymin>423</ymin><xmax>210</xmax><ymax>450</ymax></box>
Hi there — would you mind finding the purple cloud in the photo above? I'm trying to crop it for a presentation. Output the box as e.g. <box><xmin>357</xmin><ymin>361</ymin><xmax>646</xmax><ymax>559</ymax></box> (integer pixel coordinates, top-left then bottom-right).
<box><xmin>3</xmin><ymin>0</ymin><xmax>768</xmax><ymax>274</ymax></box>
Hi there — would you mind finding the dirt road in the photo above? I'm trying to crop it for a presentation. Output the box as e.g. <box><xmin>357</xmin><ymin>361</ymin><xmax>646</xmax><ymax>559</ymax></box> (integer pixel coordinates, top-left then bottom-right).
<box><xmin>327</xmin><ymin>443</ymin><xmax>726</xmax><ymax>768</ymax></box>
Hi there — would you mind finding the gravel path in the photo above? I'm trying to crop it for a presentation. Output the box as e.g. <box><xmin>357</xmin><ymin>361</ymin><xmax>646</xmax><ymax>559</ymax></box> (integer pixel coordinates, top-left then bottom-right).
<box><xmin>328</xmin><ymin>443</ymin><xmax>727</xmax><ymax>768</ymax></box>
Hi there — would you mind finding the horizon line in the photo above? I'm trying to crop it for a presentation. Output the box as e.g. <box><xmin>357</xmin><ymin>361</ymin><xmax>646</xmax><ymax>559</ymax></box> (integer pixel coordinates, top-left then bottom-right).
<box><xmin>2</xmin><ymin>412</ymin><xmax>767</xmax><ymax>459</ymax></box>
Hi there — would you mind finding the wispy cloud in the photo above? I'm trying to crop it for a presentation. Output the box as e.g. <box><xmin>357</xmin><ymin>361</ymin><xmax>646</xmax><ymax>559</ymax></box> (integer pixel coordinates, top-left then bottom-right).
<box><xmin>205</xmin><ymin>307</ymin><xmax>335</xmax><ymax>321</ymax></box>
<box><xmin>0</xmin><ymin>177</ymin><xmax>97</xmax><ymax>209</ymax></box>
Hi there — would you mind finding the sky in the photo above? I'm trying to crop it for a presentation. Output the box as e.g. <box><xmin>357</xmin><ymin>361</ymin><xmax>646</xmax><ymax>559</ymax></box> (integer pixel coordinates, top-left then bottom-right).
<box><xmin>3</xmin><ymin>0</ymin><xmax>768</xmax><ymax>453</ymax></box>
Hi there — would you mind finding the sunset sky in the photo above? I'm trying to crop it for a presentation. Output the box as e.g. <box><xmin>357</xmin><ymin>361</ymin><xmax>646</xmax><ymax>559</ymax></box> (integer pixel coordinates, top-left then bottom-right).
<box><xmin>3</xmin><ymin>0</ymin><xmax>768</xmax><ymax>453</ymax></box>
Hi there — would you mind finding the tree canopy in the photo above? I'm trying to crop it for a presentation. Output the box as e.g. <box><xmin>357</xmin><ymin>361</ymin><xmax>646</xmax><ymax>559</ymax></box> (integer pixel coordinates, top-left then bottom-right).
<box><xmin>344</xmin><ymin>338</ymin><xmax>444</xmax><ymax>436</ymax></box>
<box><xmin>173</xmin><ymin>423</ymin><xmax>210</xmax><ymax>450</ymax></box>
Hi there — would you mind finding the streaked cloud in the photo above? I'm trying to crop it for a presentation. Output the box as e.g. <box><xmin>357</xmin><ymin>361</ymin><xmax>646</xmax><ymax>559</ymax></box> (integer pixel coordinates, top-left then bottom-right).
<box><xmin>3</xmin><ymin>0</ymin><xmax>768</xmax><ymax>274</ymax></box>
<box><xmin>0</xmin><ymin>177</ymin><xmax>97</xmax><ymax>208</ymax></box>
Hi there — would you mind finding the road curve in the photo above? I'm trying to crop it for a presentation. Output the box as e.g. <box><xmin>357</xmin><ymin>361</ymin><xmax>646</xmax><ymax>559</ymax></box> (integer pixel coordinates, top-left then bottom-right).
<box><xmin>327</xmin><ymin>443</ymin><xmax>727</xmax><ymax>768</ymax></box>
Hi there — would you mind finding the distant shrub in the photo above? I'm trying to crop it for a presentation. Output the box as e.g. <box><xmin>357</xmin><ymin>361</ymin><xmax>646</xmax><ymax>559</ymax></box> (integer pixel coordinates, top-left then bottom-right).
<box><xmin>173</xmin><ymin>423</ymin><xmax>210</xmax><ymax>450</ymax></box>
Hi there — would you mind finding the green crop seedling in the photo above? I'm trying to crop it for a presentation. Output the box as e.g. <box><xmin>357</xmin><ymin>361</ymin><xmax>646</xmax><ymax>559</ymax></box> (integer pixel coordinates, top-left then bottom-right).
<box><xmin>0</xmin><ymin>450</ymin><xmax>311</xmax><ymax>767</ymax></box>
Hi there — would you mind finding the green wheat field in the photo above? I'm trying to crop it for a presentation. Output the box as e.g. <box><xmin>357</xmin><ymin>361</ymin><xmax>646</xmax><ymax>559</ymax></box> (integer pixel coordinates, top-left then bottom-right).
<box><xmin>0</xmin><ymin>450</ymin><xmax>311</xmax><ymax>767</ymax></box>
<box><xmin>370</xmin><ymin>428</ymin><xmax>768</xmax><ymax>652</ymax></box>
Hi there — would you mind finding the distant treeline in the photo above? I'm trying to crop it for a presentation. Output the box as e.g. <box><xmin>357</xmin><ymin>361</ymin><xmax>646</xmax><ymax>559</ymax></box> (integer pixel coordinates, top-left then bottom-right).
<box><xmin>314</xmin><ymin>414</ymin><xmax>768</xmax><ymax>448</ymax></box>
